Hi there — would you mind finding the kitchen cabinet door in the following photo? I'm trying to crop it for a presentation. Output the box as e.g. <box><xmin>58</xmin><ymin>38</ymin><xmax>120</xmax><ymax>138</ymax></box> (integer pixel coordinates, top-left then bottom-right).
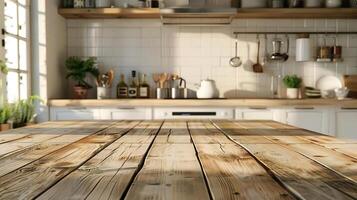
<box><xmin>50</xmin><ymin>107</ymin><xmax>100</xmax><ymax>121</ymax></box>
<box><xmin>283</xmin><ymin>107</ymin><xmax>330</xmax><ymax>135</ymax></box>
<box><xmin>101</xmin><ymin>107</ymin><xmax>152</xmax><ymax>120</ymax></box>
<box><xmin>336</xmin><ymin>108</ymin><xmax>357</xmax><ymax>139</ymax></box>
<box><xmin>235</xmin><ymin>108</ymin><xmax>282</xmax><ymax>121</ymax></box>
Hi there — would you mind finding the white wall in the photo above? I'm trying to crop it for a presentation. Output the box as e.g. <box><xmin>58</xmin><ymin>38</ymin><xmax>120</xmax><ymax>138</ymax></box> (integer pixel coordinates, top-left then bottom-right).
<box><xmin>67</xmin><ymin>19</ymin><xmax>357</xmax><ymax>98</ymax></box>
<box><xmin>32</xmin><ymin>0</ymin><xmax>67</xmax><ymax>122</ymax></box>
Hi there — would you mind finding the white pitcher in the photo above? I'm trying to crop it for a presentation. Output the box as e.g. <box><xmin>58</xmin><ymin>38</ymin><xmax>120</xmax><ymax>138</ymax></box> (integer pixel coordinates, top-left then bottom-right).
<box><xmin>196</xmin><ymin>79</ymin><xmax>219</xmax><ymax>99</ymax></box>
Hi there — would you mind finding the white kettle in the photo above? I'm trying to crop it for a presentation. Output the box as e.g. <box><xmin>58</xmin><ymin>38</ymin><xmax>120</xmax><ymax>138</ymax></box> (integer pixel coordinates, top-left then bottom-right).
<box><xmin>196</xmin><ymin>79</ymin><xmax>219</xmax><ymax>99</ymax></box>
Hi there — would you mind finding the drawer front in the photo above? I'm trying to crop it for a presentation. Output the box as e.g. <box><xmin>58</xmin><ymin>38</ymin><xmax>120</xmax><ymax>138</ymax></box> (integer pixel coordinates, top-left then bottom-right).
<box><xmin>111</xmin><ymin>108</ymin><xmax>152</xmax><ymax>120</ymax></box>
<box><xmin>51</xmin><ymin>107</ymin><xmax>99</xmax><ymax>121</ymax></box>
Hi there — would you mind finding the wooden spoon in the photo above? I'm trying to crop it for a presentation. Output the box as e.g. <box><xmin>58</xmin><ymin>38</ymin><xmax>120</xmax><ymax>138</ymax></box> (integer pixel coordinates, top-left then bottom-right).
<box><xmin>253</xmin><ymin>38</ymin><xmax>263</xmax><ymax>73</ymax></box>
<box><xmin>159</xmin><ymin>73</ymin><xmax>168</xmax><ymax>88</ymax></box>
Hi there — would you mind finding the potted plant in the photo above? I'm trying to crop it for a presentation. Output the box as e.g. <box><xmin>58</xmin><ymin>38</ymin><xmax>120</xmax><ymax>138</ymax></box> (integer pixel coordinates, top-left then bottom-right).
<box><xmin>0</xmin><ymin>104</ymin><xmax>12</xmax><ymax>131</ymax></box>
<box><xmin>283</xmin><ymin>75</ymin><xmax>302</xmax><ymax>99</ymax></box>
<box><xmin>0</xmin><ymin>60</ymin><xmax>8</xmax><ymax>105</ymax></box>
<box><xmin>66</xmin><ymin>57</ymin><xmax>99</xmax><ymax>99</ymax></box>
<box><xmin>12</xmin><ymin>96</ymin><xmax>42</xmax><ymax>128</ymax></box>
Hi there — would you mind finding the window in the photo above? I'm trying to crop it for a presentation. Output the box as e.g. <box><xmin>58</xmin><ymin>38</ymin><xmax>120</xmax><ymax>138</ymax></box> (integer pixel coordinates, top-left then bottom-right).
<box><xmin>3</xmin><ymin>0</ymin><xmax>30</xmax><ymax>103</ymax></box>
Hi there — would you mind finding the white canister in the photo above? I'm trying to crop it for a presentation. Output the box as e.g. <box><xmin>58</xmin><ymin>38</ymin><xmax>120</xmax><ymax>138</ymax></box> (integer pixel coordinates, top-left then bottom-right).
<box><xmin>296</xmin><ymin>34</ymin><xmax>312</xmax><ymax>62</ymax></box>
<box><xmin>305</xmin><ymin>0</ymin><xmax>322</xmax><ymax>7</ymax></box>
<box><xmin>241</xmin><ymin>0</ymin><xmax>268</xmax><ymax>8</ymax></box>
<box><xmin>325</xmin><ymin>0</ymin><xmax>342</xmax><ymax>7</ymax></box>
<box><xmin>97</xmin><ymin>87</ymin><xmax>111</xmax><ymax>99</ymax></box>
<box><xmin>96</xmin><ymin>0</ymin><xmax>111</xmax><ymax>7</ymax></box>
<box><xmin>286</xmin><ymin>88</ymin><xmax>299</xmax><ymax>99</ymax></box>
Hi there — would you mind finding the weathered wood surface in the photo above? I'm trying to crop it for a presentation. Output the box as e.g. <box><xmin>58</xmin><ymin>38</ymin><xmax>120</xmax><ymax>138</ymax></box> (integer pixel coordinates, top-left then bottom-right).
<box><xmin>125</xmin><ymin>121</ymin><xmax>210</xmax><ymax>200</ymax></box>
<box><xmin>0</xmin><ymin>120</ymin><xmax>356</xmax><ymax>200</ymax></box>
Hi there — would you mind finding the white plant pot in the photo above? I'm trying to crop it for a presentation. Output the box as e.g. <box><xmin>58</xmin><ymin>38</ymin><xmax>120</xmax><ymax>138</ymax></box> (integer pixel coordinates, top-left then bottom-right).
<box><xmin>286</xmin><ymin>88</ymin><xmax>299</xmax><ymax>99</ymax></box>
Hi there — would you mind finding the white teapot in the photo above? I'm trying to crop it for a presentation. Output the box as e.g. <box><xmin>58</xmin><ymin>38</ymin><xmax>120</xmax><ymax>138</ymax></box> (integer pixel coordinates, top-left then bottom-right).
<box><xmin>196</xmin><ymin>79</ymin><xmax>219</xmax><ymax>99</ymax></box>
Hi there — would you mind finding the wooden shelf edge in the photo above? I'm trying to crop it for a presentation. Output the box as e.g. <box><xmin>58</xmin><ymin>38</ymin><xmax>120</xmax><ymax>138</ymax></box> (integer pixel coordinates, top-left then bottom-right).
<box><xmin>58</xmin><ymin>8</ymin><xmax>357</xmax><ymax>19</ymax></box>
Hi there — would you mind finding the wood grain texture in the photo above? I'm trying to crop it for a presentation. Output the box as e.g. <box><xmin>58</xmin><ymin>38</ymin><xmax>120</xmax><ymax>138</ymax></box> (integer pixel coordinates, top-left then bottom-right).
<box><xmin>58</xmin><ymin>8</ymin><xmax>357</xmax><ymax>19</ymax></box>
<box><xmin>37</xmin><ymin>121</ymin><xmax>162</xmax><ymax>200</ymax></box>
<box><xmin>125</xmin><ymin>121</ymin><xmax>211</xmax><ymax>200</ymax></box>
<box><xmin>191</xmin><ymin>121</ymin><xmax>294</xmax><ymax>200</ymax></box>
<box><xmin>215</xmin><ymin>121</ymin><xmax>357</xmax><ymax>200</ymax></box>
<box><xmin>0</xmin><ymin>121</ymin><xmax>138</xmax><ymax>199</ymax></box>
<box><xmin>0</xmin><ymin>120</ymin><xmax>356</xmax><ymax>200</ymax></box>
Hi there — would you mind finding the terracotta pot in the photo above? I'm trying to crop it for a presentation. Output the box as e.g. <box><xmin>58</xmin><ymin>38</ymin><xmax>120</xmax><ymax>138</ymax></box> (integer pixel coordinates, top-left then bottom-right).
<box><xmin>73</xmin><ymin>86</ymin><xmax>88</xmax><ymax>99</ymax></box>
<box><xmin>0</xmin><ymin>124</ymin><xmax>11</xmax><ymax>132</ymax></box>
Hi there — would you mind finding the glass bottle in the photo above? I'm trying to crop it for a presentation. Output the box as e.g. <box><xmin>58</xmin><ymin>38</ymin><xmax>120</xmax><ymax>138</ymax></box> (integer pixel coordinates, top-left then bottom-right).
<box><xmin>117</xmin><ymin>74</ymin><xmax>128</xmax><ymax>98</ymax></box>
<box><xmin>139</xmin><ymin>74</ymin><xmax>150</xmax><ymax>98</ymax></box>
<box><xmin>128</xmin><ymin>71</ymin><xmax>138</xmax><ymax>98</ymax></box>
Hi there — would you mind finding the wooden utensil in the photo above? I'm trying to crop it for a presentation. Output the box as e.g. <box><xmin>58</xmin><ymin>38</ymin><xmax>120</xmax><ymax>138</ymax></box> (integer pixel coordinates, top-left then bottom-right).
<box><xmin>253</xmin><ymin>38</ymin><xmax>263</xmax><ymax>73</ymax></box>
<box><xmin>159</xmin><ymin>73</ymin><xmax>168</xmax><ymax>88</ymax></box>
<box><xmin>107</xmin><ymin>70</ymin><xmax>114</xmax><ymax>87</ymax></box>
<box><xmin>344</xmin><ymin>75</ymin><xmax>357</xmax><ymax>98</ymax></box>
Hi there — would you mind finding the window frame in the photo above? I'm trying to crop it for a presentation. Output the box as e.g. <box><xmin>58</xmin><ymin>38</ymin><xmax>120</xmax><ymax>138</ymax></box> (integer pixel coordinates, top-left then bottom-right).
<box><xmin>3</xmin><ymin>0</ymin><xmax>31</xmax><ymax>103</ymax></box>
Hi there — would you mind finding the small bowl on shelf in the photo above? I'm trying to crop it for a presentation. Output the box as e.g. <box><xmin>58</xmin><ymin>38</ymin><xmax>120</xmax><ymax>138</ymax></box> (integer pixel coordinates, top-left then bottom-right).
<box><xmin>334</xmin><ymin>87</ymin><xmax>350</xmax><ymax>100</ymax></box>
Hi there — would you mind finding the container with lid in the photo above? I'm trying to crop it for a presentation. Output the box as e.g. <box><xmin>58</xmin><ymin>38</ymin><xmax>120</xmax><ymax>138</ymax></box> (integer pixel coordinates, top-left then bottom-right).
<box><xmin>296</xmin><ymin>34</ymin><xmax>313</xmax><ymax>62</ymax></box>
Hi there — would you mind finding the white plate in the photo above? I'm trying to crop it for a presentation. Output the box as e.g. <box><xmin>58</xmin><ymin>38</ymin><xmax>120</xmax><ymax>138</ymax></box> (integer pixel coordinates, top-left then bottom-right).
<box><xmin>316</xmin><ymin>75</ymin><xmax>342</xmax><ymax>91</ymax></box>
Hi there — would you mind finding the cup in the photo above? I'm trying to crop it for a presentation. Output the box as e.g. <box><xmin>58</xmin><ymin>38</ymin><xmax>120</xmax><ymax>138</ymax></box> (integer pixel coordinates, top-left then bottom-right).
<box><xmin>97</xmin><ymin>87</ymin><xmax>111</xmax><ymax>99</ymax></box>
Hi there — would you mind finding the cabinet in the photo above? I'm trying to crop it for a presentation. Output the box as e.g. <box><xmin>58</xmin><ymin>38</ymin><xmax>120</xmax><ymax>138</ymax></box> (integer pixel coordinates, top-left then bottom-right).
<box><xmin>50</xmin><ymin>107</ymin><xmax>101</xmax><ymax>121</ymax></box>
<box><xmin>101</xmin><ymin>107</ymin><xmax>152</xmax><ymax>120</ymax></box>
<box><xmin>235</xmin><ymin>107</ymin><xmax>283</xmax><ymax>122</ymax></box>
<box><xmin>50</xmin><ymin>107</ymin><xmax>152</xmax><ymax>120</ymax></box>
<box><xmin>336</xmin><ymin>108</ymin><xmax>357</xmax><ymax>139</ymax></box>
<box><xmin>282</xmin><ymin>107</ymin><xmax>331</xmax><ymax>135</ymax></box>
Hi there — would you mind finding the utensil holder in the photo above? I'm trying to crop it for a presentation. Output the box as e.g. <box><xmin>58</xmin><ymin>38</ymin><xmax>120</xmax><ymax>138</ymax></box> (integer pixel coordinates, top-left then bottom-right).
<box><xmin>97</xmin><ymin>87</ymin><xmax>111</xmax><ymax>99</ymax></box>
<box><xmin>171</xmin><ymin>88</ymin><xmax>188</xmax><ymax>99</ymax></box>
<box><xmin>156</xmin><ymin>88</ymin><xmax>169</xmax><ymax>99</ymax></box>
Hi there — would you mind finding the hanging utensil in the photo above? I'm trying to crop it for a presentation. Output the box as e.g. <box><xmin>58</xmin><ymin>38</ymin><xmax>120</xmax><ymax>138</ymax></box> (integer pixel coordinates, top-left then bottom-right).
<box><xmin>159</xmin><ymin>73</ymin><xmax>169</xmax><ymax>88</ymax></box>
<box><xmin>253</xmin><ymin>35</ymin><xmax>263</xmax><ymax>73</ymax></box>
<box><xmin>153</xmin><ymin>73</ymin><xmax>160</xmax><ymax>88</ymax></box>
<box><xmin>230</xmin><ymin>33</ymin><xmax>242</xmax><ymax>68</ymax></box>
<box><xmin>263</xmin><ymin>34</ymin><xmax>270</xmax><ymax>65</ymax></box>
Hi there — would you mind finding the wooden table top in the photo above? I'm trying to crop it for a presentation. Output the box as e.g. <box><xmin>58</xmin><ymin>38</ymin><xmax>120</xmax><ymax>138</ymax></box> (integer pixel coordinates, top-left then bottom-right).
<box><xmin>0</xmin><ymin>120</ymin><xmax>356</xmax><ymax>200</ymax></box>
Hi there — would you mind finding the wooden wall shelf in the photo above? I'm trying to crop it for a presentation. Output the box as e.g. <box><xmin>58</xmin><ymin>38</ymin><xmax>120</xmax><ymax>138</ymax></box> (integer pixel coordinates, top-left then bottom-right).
<box><xmin>58</xmin><ymin>8</ymin><xmax>357</xmax><ymax>19</ymax></box>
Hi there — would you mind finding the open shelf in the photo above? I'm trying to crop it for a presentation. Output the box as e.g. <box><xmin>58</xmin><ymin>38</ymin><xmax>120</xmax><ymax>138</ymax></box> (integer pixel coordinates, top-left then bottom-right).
<box><xmin>58</xmin><ymin>8</ymin><xmax>357</xmax><ymax>19</ymax></box>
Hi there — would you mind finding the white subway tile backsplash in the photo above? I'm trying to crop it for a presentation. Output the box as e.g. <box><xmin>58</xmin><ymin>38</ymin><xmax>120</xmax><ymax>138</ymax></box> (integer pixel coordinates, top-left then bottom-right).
<box><xmin>66</xmin><ymin>19</ymin><xmax>357</xmax><ymax>98</ymax></box>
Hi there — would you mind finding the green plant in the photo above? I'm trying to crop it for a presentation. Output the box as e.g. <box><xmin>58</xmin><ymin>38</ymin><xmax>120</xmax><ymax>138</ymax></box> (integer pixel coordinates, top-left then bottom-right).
<box><xmin>12</xmin><ymin>96</ymin><xmax>42</xmax><ymax>127</ymax></box>
<box><xmin>65</xmin><ymin>57</ymin><xmax>99</xmax><ymax>89</ymax></box>
<box><xmin>0</xmin><ymin>104</ymin><xmax>12</xmax><ymax>124</ymax></box>
<box><xmin>283</xmin><ymin>75</ymin><xmax>302</xmax><ymax>88</ymax></box>
<box><xmin>0</xmin><ymin>60</ymin><xmax>8</xmax><ymax>74</ymax></box>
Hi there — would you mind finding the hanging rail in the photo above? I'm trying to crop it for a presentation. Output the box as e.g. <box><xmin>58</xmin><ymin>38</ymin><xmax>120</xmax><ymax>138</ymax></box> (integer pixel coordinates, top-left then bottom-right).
<box><xmin>233</xmin><ymin>31</ymin><xmax>357</xmax><ymax>35</ymax></box>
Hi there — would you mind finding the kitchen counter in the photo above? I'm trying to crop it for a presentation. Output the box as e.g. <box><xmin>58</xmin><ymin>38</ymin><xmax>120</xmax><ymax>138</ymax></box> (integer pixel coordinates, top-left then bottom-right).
<box><xmin>49</xmin><ymin>98</ymin><xmax>357</xmax><ymax>108</ymax></box>
<box><xmin>0</xmin><ymin>120</ymin><xmax>356</xmax><ymax>199</ymax></box>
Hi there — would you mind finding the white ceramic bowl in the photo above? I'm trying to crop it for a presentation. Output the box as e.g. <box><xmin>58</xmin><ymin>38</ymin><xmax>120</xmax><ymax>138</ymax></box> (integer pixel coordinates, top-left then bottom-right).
<box><xmin>334</xmin><ymin>87</ymin><xmax>350</xmax><ymax>100</ymax></box>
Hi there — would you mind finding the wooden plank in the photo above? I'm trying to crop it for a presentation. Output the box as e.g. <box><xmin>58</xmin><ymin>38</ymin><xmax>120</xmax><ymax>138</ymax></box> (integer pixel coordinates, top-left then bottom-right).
<box><xmin>0</xmin><ymin>121</ymin><xmax>113</xmax><ymax>159</ymax></box>
<box><xmin>0</xmin><ymin>121</ymin><xmax>78</xmax><ymax>144</ymax></box>
<box><xmin>322</xmin><ymin>144</ymin><xmax>357</xmax><ymax>160</ymax></box>
<box><xmin>155</xmin><ymin>120</ymin><xmax>192</xmax><ymax>144</ymax></box>
<box><xmin>37</xmin><ymin>121</ymin><xmax>162</xmax><ymax>200</ymax></box>
<box><xmin>188</xmin><ymin>120</ymin><xmax>233</xmax><ymax>144</ymax></box>
<box><xmin>190</xmin><ymin>121</ymin><xmax>294</xmax><ymax>200</ymax></box>
<box><xmin>215</xmin><ymin>121</ymin><xmax>357</xmax><ymax>200</ymax></box>
<box><xmin>125</xmin><ymin>121</ymin><xmax>211</xmax><ymax>200</ymax></box>
<box><xmin>0</xmin><ymin>121</ymin><xmax>139</xmax><ymax>199</ymax></box>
